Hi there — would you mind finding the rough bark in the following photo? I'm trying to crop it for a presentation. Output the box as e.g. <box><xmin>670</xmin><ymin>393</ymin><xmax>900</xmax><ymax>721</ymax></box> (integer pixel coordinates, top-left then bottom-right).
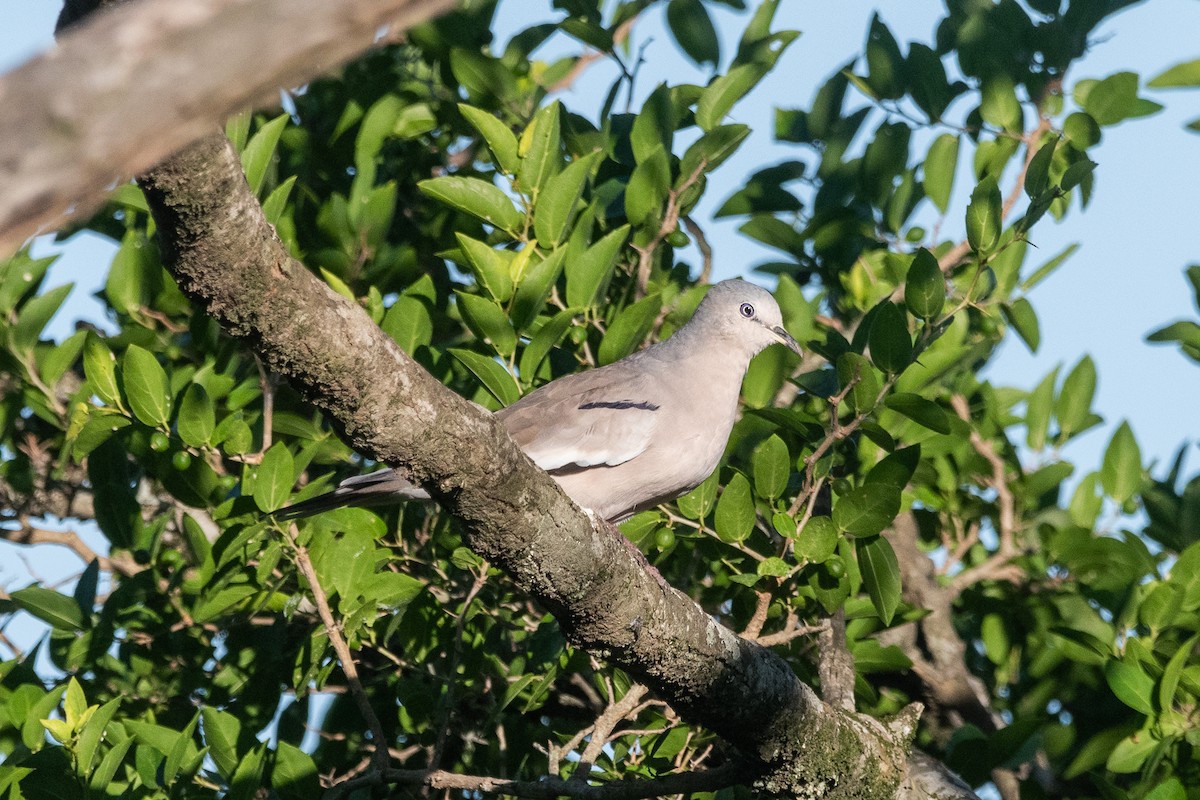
<box><xmin>0</xmin><ymin>0</ymin><xmax>455</xmax><ymax>256</ymax></box>
<box><xmin>137</xmin><ymin>131</ymin><xmax>919</xmax><ymax>799</ymax></box>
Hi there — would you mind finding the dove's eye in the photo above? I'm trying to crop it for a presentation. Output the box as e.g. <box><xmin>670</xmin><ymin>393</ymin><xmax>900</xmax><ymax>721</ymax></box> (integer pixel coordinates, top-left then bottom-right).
<box><xmin>739</xmin><ymin>303</ymin><xmax>755</xmax><ymax>318</ymax></box>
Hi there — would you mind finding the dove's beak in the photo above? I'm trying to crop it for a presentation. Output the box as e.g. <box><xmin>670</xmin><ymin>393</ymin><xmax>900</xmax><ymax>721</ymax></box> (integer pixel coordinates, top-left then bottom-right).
<box><xmin>771</xmin><ymin>325</ymin><xmax>803</xmax><ymax>356</ymax></box>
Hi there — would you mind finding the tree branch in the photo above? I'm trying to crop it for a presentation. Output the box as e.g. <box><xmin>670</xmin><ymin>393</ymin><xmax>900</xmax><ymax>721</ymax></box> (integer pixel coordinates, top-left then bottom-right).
<box><xmin>0</xmin><ymin>0</ymin><xmax>456</xmax><ymax>256</ymax></box>
<box><xmin>138</xmin><ymin>130</ymin><xmax>918</xmax><ymax>799</ymax></box>
<box><xmin>333</xmin><ymin>761</ymin><xmax>749</xmax><ymax>800</ymax></box>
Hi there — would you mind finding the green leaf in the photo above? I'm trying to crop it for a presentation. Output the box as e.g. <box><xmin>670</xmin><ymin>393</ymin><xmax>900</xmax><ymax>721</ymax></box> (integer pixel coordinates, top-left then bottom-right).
<box><xmin>1084</xmin><ymin>72</ymin><xmax>1148</xmax><ymax>126</ymax></box>
<box><xmin>177</xmin><ymin>384</ymin><xmax>215</xmax><ymax>448</ymax></box>
<box><xmin>966</xmin><ymin>176</ymin><xmax>1001</xmax><ymax>254</ymax></box>
<box><xmin>677</xmin><ymin>470</ymin><xmax>719</xmax><ymax>521</ymax></box>
<box><xmin>254</xmin><ymin>442</ymin><xmax>295</xmax><ymax>513</ymax></box>
<box><xmin>241</xmin><ymin>113</ymin><xmax>289</xmax><ymax>195</ymax></box>
<box><xmin>866</xmin><ymin>445</ymin><xmax>920</xmax><ymax>489</ymax></box>
<box><xmin>1056</xmin><ymin>355</ymin><xmax>1097</xmax><ymax>438</ymax></box>
<box><xmin>867</xmin><ymin>302</ymin><xmax>912</xmax><ymax>374</ymax></box>
<box><xmin>261</xmin><ymin>175</ymin><xmax>297</xmax><ymax>225</ymax></box>
<box><xmin>1149</xmin><ymin>58</ymin><xmax>1200</xmax><ymax>88</ymax></box>
<box><xmin>864</xmin><ymin>15</ymin><xmax>904</xmax><ymax>99</ymax></box>
<box><xmin>83</xmin><ymin>334</ymin><xmax>122</xmax><ymax>407</ymax></box>
<box><xmin>980</xmin><ymin>75</ymin><xmax>1022</xmax><ymax>131</ymax></box>
<box><xmin>1100</xmin><ymin>421</ymin><xmax>1142</xmax><ymax>503</ymax></box>
<box><xmin>76</xmin><ymin>697</ymin><xmax>120</xmax><ymax>777</ymax></box>
<box><xmin>519</xmin><ymin>307</ymin><xmax>578</xmax><ymax>379</ymax></box>
<box><xmin>11</xmin><ymin>586</ymin><xmax>86</xmax><ymax>631</ymax></box>
<box><xmin>624</xmin><ymin>146</ymin><xmax>670</xmax><ymax>226</ymax></box>
<box><xmin>105</xmin><ymin>236</ymin><xmax>155</xmax><ymax>315</ymax></box>
<box><xmin>201</xmin><ymin>707</ymin><xmax>241</xmax><ymax>778</ymax></box>
<box><xmin>1063</xmin><ymin>112</ymin><xmax>1101</xmax><ymax>150</ymax></box>
<box><xmin>163</xmin><ymin>713</ymin><xmax>199</xmax><ymax>783</ymax></box>
<box><xmin>883</xmin><ymin>393</ymin><xmax>945</xmax><ymax>431</ymax></box>
<box><xmin>1024</xmin><ymin>137</ymin><xmax>1057</xmax><ymax>198</ymax></box>
<box><xmin>456</xmin><ymin>291</ymin><xmax>517</xmax><ymax>358</ymax></box>
<box><xmin>449</xmin><ymin>349</ymin><xmax>519</xmax><ymax>407</ymax></box>
<box><xmin>0</xmin><ymin>252</ymin><xmax>54</xmax><ymax>313</ymax></box>
<box><xmin>518</xmin><ymin>101</ymin><xmax>562</xmax><ymax>196</ymax></box>
<box><xmin>835</xmin><ymin>352</ymin><xmax>880</xmax><ymax>412</ymax></box>
<box><xmin>1001</xmin><ymin>298</ymin><xmax>1040</xmax><ymax>353</ymax></box>
<box><xmin>1147</xmin><ymin>320</ymin><xmax>1200</xmax><ymax>349</ymax></box>
<box><xmin>1105</xmin><ymin>657</ymin><xmax>1155</xmax><ymax>715</ymax></box>
<box><xmin>1060</xmin><ymin>158</ymin><xmax>1097</xmax><ymax>195</ymax></box>
<box><xmin>714</xmin><ymin>472</ymin><xmax>755</xmax><ymax>543</ymax></box>
<box><xmin>696</xmin><ymin>63</ymin><xmax>767</xmax><ymax>131</ymax></box>
<box><xmin>122</xmin><ymin>344</ymin><xmax>172</xmax><ymax>428</ymax></box>
<box><xmin>667</xmin><ymin>0</ymin><xmax>720</xmax><ymax>67</ymax></box>
<box><xmin>1022</xmin><ymin>242</ymin><xmax>1079</xmax><ymax>292</ymax></box>
<box><xmin>1025</xmin><ymin>366</ymin><xmax>1058</xmax><ymax>451</ymax></box>
<box><xmin>89</xmin><ymin>735</ymin><xmax>134</xmax><ymax>791</ymax></box>
<box><xmin>680</xmin><ymin>125</ymin><xmax>751</xmax><ymax>179</ymax></box>
<box><xmin>857</xmin><ymin>535</ymin><xmax>901</xmax><ymax>624</ymax></box>
<box><xmin>598</xmin><ymin>294</ymin><xmax>660</xmax><ymax>365</ymax></box>
<box><xmin>534</xmin><ymin>150</ymin><xmax>601</xmax><ymax>246</ymax></box>
<box><xmin>12</xmin><ymin>283</ymin><xmax>72</xmax><ymax>353</ymax></box>
<box><xmin>566</xmin><ymin>225</ymin><xmax>629</xmax><ymax>308</ymax></box>
<box><xmin>512</xmin><ymin>246</ymin><xmax>567</xmax><ymax>331</ymax></box>
<box><xmin>1159</xmin><ymin>633</ymin><xmax>1198</xmax><ymax>713</ymax></box>
<box><xmin>904</xmin><ymin>249</ymin><xmax>944</xmax><ymax>320</ymax></box>
<box><xmin>757</xmin><ymin>557</ymin><xmax>790</xmax><ymax>578</ymax></box>
<box><xmin>752</xmin><ymin>435</ymin><xmax>790</xmax><ymax>499</ymax></box>
<box><xmin>631</xmin><ymin>85</ymin><xmax>675</xmax><ymax>164</ymax></box>
<box><xmin>458</xmin><ymin>104</ymin><xmax>519</xmax><ymax>174</ymax></box>
<box><xmin>795</xmin><ymin>517</ymin><xmax>839</xmax><ymax>562</ymax></box>
<box><xmin>833</xmin><ymin>484</ymin><xmax>900</xmax><ymax>537</ymax></box>
<box><xmin>418</xmin><ymin>176</ymin><xmax>523</xmax><ymax>233</ymax></box>
<box><xmin>273</xmin><ymin>742</ymin><xmax>321</xmax><ymax>800</ymax></box>
<box><xmin>63</xmin><ymin>677</ymin><xmax>87</xmax><ymax>729</ymax></box>
<box><xmin>382</xmin><ymin>295</ymin><xmax>434</xmax><ymax>355</ymax></box>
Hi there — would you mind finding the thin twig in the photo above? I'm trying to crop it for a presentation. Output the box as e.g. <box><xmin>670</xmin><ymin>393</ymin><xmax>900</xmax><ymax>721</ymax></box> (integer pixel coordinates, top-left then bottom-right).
<box><xmin>430</xmin><ymin>568</ymin><xmax>490</xmax><ymax>770</ymax></box>
<box><xmin>947</xmin><ymin>395</ymin><xmax>1021</xmax><ymax>594</ymax></box>
<box><xmin>0</xmin><ymin>522</ymin><xmax>141</xmax><ymax>577</ymax></box>
<box><xmin>575</xmin><ymin>684</ymin><xmax>649</xmax><ymax>771</ymax></box>
<box><xmin>284</xmin><ymin>522</ymin><xmax>390</xmax><ymax>775</ymax></box>
<box><xmin>254</xmin><ymin>355</ymin><xmax>275</xmax><ymax>455</ymax></box>
<box><xmin>632</xmin><ymin>160</ymin><xmax>707</xmax><ymax>297</ymax></box>
<box><xmin>548</xmin><ymin>16</ymin><xmax>638</xmax><ymax>93</ymax></box>
<box><xmin>330</xmin><ymin>761</ymin><xmax>748</xmax><ymax>800</ymax></box>
<box><xmin>681</xmin><ymin>216</ymin><xmax>713</xmax><ymax>284</ymax></box>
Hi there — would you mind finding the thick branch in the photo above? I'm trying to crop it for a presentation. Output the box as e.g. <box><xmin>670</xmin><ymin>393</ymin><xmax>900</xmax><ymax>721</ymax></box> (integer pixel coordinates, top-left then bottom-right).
<box><xmin>0</xmin><ymin>0</ymin><xmax>455</xmax><ymax>256</ymax></box>
<box><xmin>138</xmin><ymin>132</ymin><xmax>917</xmax><ymax>799</ymax></box>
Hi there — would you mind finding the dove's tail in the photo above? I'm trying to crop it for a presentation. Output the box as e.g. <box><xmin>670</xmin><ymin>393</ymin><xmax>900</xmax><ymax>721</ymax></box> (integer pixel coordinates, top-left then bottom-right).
<box><xmin>273</xmin><ymin>469</ymin><xmax>431</xmax><ymax>521</ymax></box>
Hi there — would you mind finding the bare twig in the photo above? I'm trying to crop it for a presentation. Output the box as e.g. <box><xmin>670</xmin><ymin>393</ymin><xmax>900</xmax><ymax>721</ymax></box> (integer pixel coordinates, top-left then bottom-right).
<box><xmin>331</xmin><ymin>761</ymin><xmax>748</xmax><ymax>800</ymax></box>
<box><xmin>681</xmin><ymin>216</ymin><xmax>713</xmax><ymax>284</ymax></box>
<box><xmin>742</xmin><ymin>591</ymin><xmax>773</xmax><ymax>640</ymax></box>
<box><xmin>632</xmin><ymin>160</ymin><xmax>708</xmax><ymax>297</ymax></box>
<box><xmin>548</xmin><ymin>16</ymin><xmax>638</xmax><ymax>93</ymax></box>
<box><xmin>284</xmin><ymin>522</ymin><xmax>390</xmax><ymax>775</ymax></box>
<box><xmin>947</xmin><ymin>395</ymin><xmax>1021</xmax><ymax>594</ymax></box>
<box><xmin>254</xmin><ymin>355</ymin><xmax>275</xmax><ymax>455</ymax></box>
<box><xmin>0</xmin><ymin>522</ymin><xmax>141</xmax><ymax>577</ymax></box>
<box><xmin>430</xmin><ymin>569</ymin><xmax>490</xmax><ymax>770</ymax></box>
<box><xmin>576</xmin><ymin>684</ymin><xmax>650</xmax><ymax>771</ymax></box>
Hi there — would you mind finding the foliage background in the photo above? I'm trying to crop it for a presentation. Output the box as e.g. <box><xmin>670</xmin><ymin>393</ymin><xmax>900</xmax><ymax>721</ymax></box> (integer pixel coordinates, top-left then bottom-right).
<box><xmin>2</xmin><ymin>0</ymin><xmax>1200</xmax><ymax>796</ymax></box>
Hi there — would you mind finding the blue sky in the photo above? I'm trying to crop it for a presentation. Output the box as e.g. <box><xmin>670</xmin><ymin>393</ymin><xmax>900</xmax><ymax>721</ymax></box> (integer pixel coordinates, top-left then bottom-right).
<box><xmin>2</xmin><ymin>0</ymin><xmax>1199</xmax><ymax>610</ymax></box>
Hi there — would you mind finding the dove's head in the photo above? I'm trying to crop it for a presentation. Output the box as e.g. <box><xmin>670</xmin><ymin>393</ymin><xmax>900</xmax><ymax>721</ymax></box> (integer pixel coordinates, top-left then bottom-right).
<box><xmin>692</xmin><ymin>279</ymin><xmax>802</xmax><ymax>358</ymax></box>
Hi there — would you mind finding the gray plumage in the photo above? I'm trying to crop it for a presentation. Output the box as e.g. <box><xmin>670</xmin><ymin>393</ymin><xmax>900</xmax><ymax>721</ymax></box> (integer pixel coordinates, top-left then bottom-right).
<box><xmin>277</xmin><ymin>279</ymin><xmax>801</xmax><ymax>523</ymax></box>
